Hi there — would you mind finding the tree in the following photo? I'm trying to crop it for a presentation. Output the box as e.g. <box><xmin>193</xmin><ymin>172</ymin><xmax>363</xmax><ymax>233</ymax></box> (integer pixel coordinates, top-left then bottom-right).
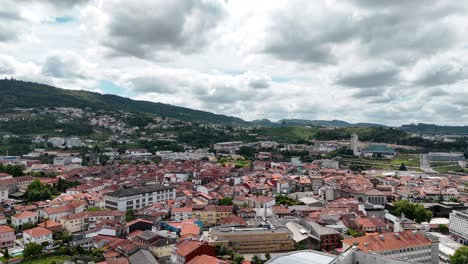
<box><xmin>238</xmin><ymin>146</ymin><xmax>255</xmax><ymax>159</ymax></box>
<box><xmin>3</xmin><ymin>248</ymin><xmax>9</xmax><ymax>259</ymax></box>
<box><xmin>24</xmin><ymin>179</ymin><xmax>52</xmax><ymax>202</ymax></box>
<box><xmin>393</xmin><ymin>199</ymin><xmax>432</xmax><ymax>223</ymax></box>
<box><xmin>233</xmin><ymin>255</ymin><xmax>245</xmax><ymax>264</ymax></box>
<box><xmin>251</xmin><ymin>255</ymin><xmax>262</xmax><ymax>264</ymax></box>
<box><xmin>125</xmin><ymin>209</ymin><xmax>135</xmax><ymax>222</ymax></box>
<box><xmin>438</xmin><ymin>224</ymin><xmax>449</xmax><ymax>234</ymax></box>
<box><xmin>23</xmin><ymin>242</ymin><xmax>43</xmax><ymax>258</ymax></box>
<box><xmin>450</xmin><ymin>246</ymin><xmax>468</xmax><ymax>264</ymax></box>
<box><xmin>399</xmin><ymin>162</ymin><xmax>407</xmax><ymax>171</ymax></box>
<box><xmin>265</xmin><ymin>252</ymin><xmax>271</xmax><ymax>260</ymax></box>
<box><xmin>219</xmin><ymin>197</ymin><xmax>233</xmax><ymax>206</ymax></box>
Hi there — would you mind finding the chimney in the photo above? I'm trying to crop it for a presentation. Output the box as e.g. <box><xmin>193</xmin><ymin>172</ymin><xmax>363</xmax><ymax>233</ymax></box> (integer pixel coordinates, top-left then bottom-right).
<box><xmin>394</xmin><ymin>233</ymin><xmax>400</xmax><ymax>239</ymax></box>
<box><xmin>379</xmin><ymin>234</ymin><xmax>384</xmax><ymax>241</ymax></box>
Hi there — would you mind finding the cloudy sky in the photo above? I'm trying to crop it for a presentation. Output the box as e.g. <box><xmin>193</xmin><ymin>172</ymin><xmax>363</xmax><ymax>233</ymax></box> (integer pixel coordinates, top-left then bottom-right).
<box><xmin>1</xmin><ymin>0</ymin><xmax>468</xmax><ymax>126</ymax></box>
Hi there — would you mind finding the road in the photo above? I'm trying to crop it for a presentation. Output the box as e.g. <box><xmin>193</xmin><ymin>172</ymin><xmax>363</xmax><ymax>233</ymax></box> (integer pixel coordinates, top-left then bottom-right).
<box><xmin>420</xmin><ymin>153</ymin><xmax>437</xmax><ymax>173</ymax></box>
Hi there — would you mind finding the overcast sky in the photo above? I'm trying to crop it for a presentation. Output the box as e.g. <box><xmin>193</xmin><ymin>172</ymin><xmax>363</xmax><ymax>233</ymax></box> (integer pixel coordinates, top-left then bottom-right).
<box><xmin>1</xmin><ymin>0</ymin><xmax>468</xmax><ymax>126</ymax></box>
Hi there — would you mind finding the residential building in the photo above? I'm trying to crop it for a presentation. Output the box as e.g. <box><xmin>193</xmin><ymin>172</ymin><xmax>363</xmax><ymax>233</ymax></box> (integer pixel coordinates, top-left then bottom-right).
<box><xmin>449</xmin><ymin>209</ymin><xmax>468</xmax><ymax>245</ymax></box>
<box><xmin>11</xmin><ymin>211</ymin><xmax>38</xmax><ymax>229</ymax></box>
<box><xmin>0</xmin><ymin>225</ymin><xmax>15</xmax><ymax>249</ymax></box>
<box><xmin>23</xmin><ymin>227</ymin><xmax>53</xmax><ymax>246</ymax></box>
<box><xmin>342</xmin><ymin>231</ymin><xmax>439</xmax><ymax>264</ymax></box>
<box><xmin>171</xmin><ymin>207</ymin><xmax>192</xmax><ymax>221</ymax></box>
<box><xmin>172</xmin><ymin>240</ymin><xmax>216</xmax><ymax>264</ymax></box>
<box><xmin>104</xmin><ymin>184</ymin><xmax>176</xmax><ymax>211</ymax></box>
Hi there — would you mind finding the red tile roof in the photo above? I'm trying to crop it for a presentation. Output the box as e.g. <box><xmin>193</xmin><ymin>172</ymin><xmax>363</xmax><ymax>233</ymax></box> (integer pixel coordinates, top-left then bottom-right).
<box><xmin>187</xmin><ymin>255</ymin><xmax>227</xmax><ymax>264</ymax></box>
<box><xmin>343</xmin><ymin>231</ymin><xmax>433</xmax><ymax>252</ymax></box>
<box><xmin>24</xmin><ymin>227</ymin><xmax>52</xmax><ymax>237</ymax></box>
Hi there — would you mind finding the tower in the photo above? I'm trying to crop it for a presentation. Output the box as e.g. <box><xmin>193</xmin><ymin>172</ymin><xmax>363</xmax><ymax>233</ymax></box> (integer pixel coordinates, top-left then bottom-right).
<box><xmin>351</xmin><ymin>133</ymin><xmax>359</xmax><ymax>156</ymax></box>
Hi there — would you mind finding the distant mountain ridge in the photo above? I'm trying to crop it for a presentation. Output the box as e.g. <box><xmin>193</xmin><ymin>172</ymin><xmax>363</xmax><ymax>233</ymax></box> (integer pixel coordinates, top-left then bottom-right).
<box><xmin>250</xmin><ymin>118</ymin><xmax>388</xmax><ymax>128</ymax></box>
<box><xmin>1</xmin><ymin>80</ymin><xmax>466</xmax><ymax>135</ymax></box>
<box><xmin>0</xmin><ymin>79</ymin><xmax>245</xmax><ymax>124</ymax></box>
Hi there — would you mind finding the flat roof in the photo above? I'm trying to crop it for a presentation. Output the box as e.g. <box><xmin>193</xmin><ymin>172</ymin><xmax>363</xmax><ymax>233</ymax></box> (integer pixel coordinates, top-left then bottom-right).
<box><xmin>105</xmin><ymin>184</ymin><xmax>175</xmax><ymax>198</ymax></box>
<box><xmin>267</xmin><ymin>251</ymin><xmax>335</xmax><ymax>264</ymax></box>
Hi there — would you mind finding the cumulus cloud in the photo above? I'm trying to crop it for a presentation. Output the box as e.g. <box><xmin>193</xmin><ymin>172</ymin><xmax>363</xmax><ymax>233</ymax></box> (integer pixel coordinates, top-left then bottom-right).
<box><xmin>3</xmin><ymin>0</ymin><xmax>468</xmax><ymax>126</ymax></box>
<box><xmin>84</xmin><ymin>0</ymin><xmax>227</xmax><ymax>60</ymax></box>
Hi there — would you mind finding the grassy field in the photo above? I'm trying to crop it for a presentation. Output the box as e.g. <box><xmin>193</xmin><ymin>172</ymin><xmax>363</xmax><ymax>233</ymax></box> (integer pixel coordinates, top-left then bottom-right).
<box><xmin>256</xmin><ymin>126</ymin><xmax>319</xmax><ymax>142</ymax></box>
<box><xmin>390</xmin><ymin>154</ymin><xmax>420</xmax><ymax>167</ymax></box>
<box><xmin>343</xmin><ymin>154</ymin><xmax>421</xmax><ymax>170</ymax></box>
<box><xmin>21</xmin><ymin>255</ymin><xmax>71</xmax><ymax>264</ymax></box>
<box><xmin>432</xmin><ymin>164</ymin><xmax>462</xmax><ymax>173</ymax></box>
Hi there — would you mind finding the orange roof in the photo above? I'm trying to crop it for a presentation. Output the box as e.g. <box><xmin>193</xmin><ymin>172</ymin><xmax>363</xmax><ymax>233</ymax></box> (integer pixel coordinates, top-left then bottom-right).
<box><xmin>12</xmin><ymin>211</ymin><xmax>37</xmax><ymax>219</ymax></box>
<box><xmin>0</xmin><ymin>225</ymin><xmax>14</xmax><ymax>233</ymax></box>
<box><xmin>180</xmin><ymin>223</ymin><xmax>200</xmax><ymax>236</ymax></box>
<box><xmin>343</xmin><ymin>231</ymin><xmax>433</xmax><ymax>252</ymax></box>
<box><xmin>38</xmin><ymin>220</ymin><xmax>62</xmax><ymax>228</ymax></box>
<box><xmin>187</xmin><ymin>254</ymin><xmax>227</xmax><ymax>264</ymax></box>
<box><xmin>24</xmin><ymin>227</ymin><xmax>52</xmax><ymax>237</ymax></box>
<box><xmin>172</xmin><ymin>207</ymin><xmax>192</xmax><ymax>213</ymax></box>
<box><xmin>176</xmin><ymin>241</ymin><xmax>206</xmax><ymax>257</ymax></box>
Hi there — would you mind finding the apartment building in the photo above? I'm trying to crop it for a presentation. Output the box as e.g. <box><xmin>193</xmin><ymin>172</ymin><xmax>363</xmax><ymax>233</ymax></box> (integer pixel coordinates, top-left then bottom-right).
<box><xmin>0</xmin><ymin>225</ymin><xmax>15</xmax><ymax>249</ymax></box>
<box><xmin>23</xmin><ymin>227</ymin><xmax>53</xmax><ymax>246</ymax></box>
<box><xmin>60</xmin><ymin>210</ymin><xmax>125</xmax><ymax>234</ymax></box>
<box><xmin>449</xmin><ymin>209</ymin><xmax>468</xmax><ymax>245</ymax></box>
<box><xmin>11</xmin><ymin>211</ymin><xmax>38</xmax><ymax>229</ymax></box>
<box><xmin>342</xmin><ymin>231</ymin><xmax>439</xmax><ymax>264</ymax></box>
<box><xmin>104</xmin><ymin>184</ymin><xmax>176</xmax><ymax>211</ymax></box>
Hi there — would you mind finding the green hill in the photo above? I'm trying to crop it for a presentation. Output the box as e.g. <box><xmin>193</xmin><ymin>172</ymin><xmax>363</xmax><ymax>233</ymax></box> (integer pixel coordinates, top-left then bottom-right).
<box><xmin>0</xmin><ymin>79</ymin><xmax>245</xmax><ymax>124</ymax></box>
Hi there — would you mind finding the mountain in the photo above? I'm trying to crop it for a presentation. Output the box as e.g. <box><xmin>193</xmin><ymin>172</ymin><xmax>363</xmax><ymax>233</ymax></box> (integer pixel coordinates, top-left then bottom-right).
<box><xmin>400</xmin><ymin>123</ymin><xmax>468</xmax><ymax>135</ymax></box>
<box><xmin>252</xmin><ymin>118</ymin><xmax>387</xmax><ymax>128</ymax></box>
<box><xmin>0</xmin><ymin>79</ymin><xmax>244</xmax><ymax>124</ymax></box>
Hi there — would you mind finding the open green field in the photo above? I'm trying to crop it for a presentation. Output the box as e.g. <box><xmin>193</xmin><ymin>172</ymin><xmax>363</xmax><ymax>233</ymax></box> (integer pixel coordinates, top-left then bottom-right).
<box><xmin>432</xmin><ymin>164</ymin><xmax>462</xmax><ymax>173</ymax></box>
<box><xmin>21</xmin><ymin>255</ymin><xmax>71</xmax><ymax>264</ymax></box>
<box><xmin>390</xmin><ymin>154</ymin><xmax>420</xmax><ymax>167</ymax></box>
<box><xmin>343</xmin><ymin>154</ymin><xmax>421</xmax><ymax>170</ymax></box>
<box><xmin>256</xmin><ymin>126</ymin><xmax>319</xmax><ymax>142</ymax></box>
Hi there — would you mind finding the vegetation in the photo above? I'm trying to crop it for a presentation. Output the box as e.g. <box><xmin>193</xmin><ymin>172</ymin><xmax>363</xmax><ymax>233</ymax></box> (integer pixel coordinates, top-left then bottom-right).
<box><xmin>346</xmin><ymin>228</ymin><xmax>364</xmax><ymax>237</ymax></box>
<box><xmin>23</xmin><ymin>243</ymin><xmax>43</xmax><ymax>258</ymax></box>
<box><xmin>0</xmin><ymin>79</ymin><xmax>244</xmax><ymax>124</ymax></box>
<box><xmin>255</xmin><ymin>126</ymin><xmax>318</xmax><ymax>142</ymax></box>
<box><xmin>24</xmin><ymin>180</ymin><xmax>53</xmax><ymax>202</ymax></box>
<box><xmin>450</xmin><ymin>246</ymin><xmax>468</xmax><ymax>264</ymax></box>
<box><xmin>399</xmin><ymin>163</ymin><xmax>407</xmax><ymax>171</ymax></box>
<box><xmin>438</xmin><ymin>224</ymin><xmax>449</xmax><ymax>234</ymax></box>
<box><xmin>21</xmin><ymin>255</ymin><xmax>71</xmax><ymax>264</ymax></box>
<box><xmin>275</xmin><ymin>194</ymin><xmax>305</xmax><ymax>206</ymax></box>
<box><xmin>0</xmin><ymin>164</ymin><xmax>24</xmax><ymax>177</ymax></box>
<box><xmin>125</xmin><ymin>209</ymin><xmax>135</xmax><ymax>222</ymax></box>
<box><xmin>219</xmin><ymin>197</ymin><xmax>233</xmax><ymax>206</ymax></box>
<box><xmin>393</xmin><ymin>200</ymin><xmax>433</xmax><ymax>223</ymax></box>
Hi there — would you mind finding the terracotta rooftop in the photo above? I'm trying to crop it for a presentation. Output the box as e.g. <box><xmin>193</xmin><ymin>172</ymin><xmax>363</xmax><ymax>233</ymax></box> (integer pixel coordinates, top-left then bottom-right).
<box><xmin>24</xmin><ymin>227</ymin><xmax>52</xmax><ymax>237</ymax></box>
<box><xmin>187</xmin><ymin>254</ymin><xmax>227</xmax><ymax>264</ymax></box>
<box><xmin>342</xmin><ymin>231</ymin><xmax>433</xmax><ymax>252</ymax></box>
<box><xmin>12</xmin><ymin>211</ymin><xmax>37</xmax><ymax>219</ymax></box>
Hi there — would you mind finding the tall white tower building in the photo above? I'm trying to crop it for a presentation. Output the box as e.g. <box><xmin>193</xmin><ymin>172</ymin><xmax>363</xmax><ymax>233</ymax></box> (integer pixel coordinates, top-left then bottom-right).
<box><xmin>351</xmin><ymin>133</ymin><xmax>359</xmax><ymax>156</ymax></box>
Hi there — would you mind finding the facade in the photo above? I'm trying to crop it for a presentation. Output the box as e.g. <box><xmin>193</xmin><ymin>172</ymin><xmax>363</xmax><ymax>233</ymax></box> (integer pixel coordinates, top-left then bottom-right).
<box><xmin>428</xmin><ymin>152</ymin><xmax>465</xmax><ymax>162</ymax></box>
<box><xmin>362</xmin><ymin>144</ymin><xmax>396</xmax><ymax>158</ymax></box>
<box><xmin>104</xmin><ymin>184</ymin><xmax>176</xmax><ymax>211</ymax></box>
<box><xmin>60</xmin><ymin>210</ymin><xmax>125</xmax><ymax>234</ymax></box>
<box><xmin>342</xmin><ymin>231</ymin><xmax>439</xmax><ymax>264</ymax></box>
<box><xmin>11</xmin><ymin>211</ymin><xmax>38</xmax><ymax>229</ymax></box>
<box><xmin>192</xmin><ymin>205</ymin><xmax>234</xmax><ymax>227</ymax></box>
<box><xmin>0</xmin><ymin>225</ymin><xmax>15</xmax><ymax>249</ymax></box>
<box><xmin>23</xmin><ymin>227</ymin><xmax>53</xmax><ymax>246</ymax></box>
<box><xmin>208</xmin><ymin>225</ymin><xmax>295</xmax><ymax>253</ymax></box>
<box><xmin>449</xmin><ymin>209</ymin><xmax>468</xmax><ymax>245</ymax></box>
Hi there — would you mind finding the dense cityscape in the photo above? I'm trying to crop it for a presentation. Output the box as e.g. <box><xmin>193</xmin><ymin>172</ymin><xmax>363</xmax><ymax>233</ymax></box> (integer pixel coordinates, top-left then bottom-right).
<box><xmin>2</xmin><ymin>1</ymin><xmax>468</xmax><ymax>264</ymax></box>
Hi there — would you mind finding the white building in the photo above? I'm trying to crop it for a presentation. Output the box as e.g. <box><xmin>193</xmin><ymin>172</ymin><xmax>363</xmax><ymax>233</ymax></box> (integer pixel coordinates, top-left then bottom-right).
<box><xmin>65</xmin><ymin>137</ymin><xmax>82</xmax><ymax>148</ymax></box>
<box><xmin>11</xmin><ymin>211</ymin><xmax>38</xmax><ymax>228</ymax></box>
<box><xmin>23</xmin><ymin>227</ymin><xmax>53</xmax><ymax>246</ymax></box>
<box><xmin>104</xmin><ymin>184</ymin><xmax>176</xmax><ymax>211</ymax></box>
<box><xmin>351</xmin><ymin>133</ymin><xmax>359</xmax><ymax>156</ymax></box>
<box><xmin>48</xmin><ymin>137</ymin><xmax>65</xmax><ymax>148</ymax></box>
<box><xmin>0</xmin><ymin>187</ymin><xmax>8</xmax><ymax>203</ymax></box>
<box><xmin>449</xmin><ymin>209</ymin><xmax>468</xmax><ymax>245</ymax></box>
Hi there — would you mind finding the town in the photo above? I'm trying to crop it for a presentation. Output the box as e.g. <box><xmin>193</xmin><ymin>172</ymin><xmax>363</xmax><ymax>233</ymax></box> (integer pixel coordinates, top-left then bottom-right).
<box><xmin>0</xmin><ymin>128</ymin><xmax>467</xmax><ymax>264</ymax></box>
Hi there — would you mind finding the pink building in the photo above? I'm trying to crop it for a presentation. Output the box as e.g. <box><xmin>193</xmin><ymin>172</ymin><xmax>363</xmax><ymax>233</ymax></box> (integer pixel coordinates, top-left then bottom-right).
<box><xmin>0</xmin><ymin>225</ymin><xmax>15</xmax><ymax>249</ymax></box>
